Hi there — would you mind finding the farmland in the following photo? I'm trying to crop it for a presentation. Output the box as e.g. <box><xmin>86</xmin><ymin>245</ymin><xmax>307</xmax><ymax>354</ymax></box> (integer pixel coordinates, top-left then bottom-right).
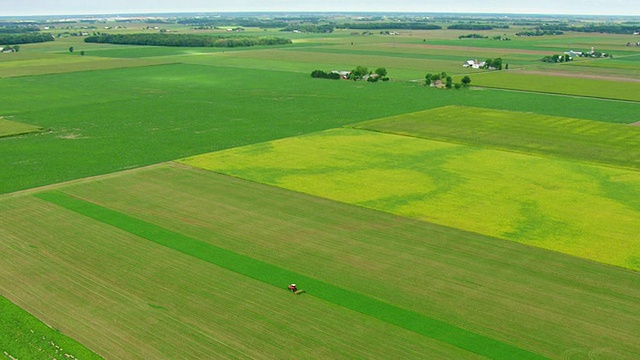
<box><xmin>1</xmin><ymin>12</ymin><xmax>640</xmax><ymax>360</ymax></box>
<box><xmin>2</xmin><ymin>164</ymin><xmax>640</xmax><ymax>359</ymax></box>
<box><xmin>179</xmin><ymin>127</ymin><xmax>640</xmax><ymax>271</ymax></box>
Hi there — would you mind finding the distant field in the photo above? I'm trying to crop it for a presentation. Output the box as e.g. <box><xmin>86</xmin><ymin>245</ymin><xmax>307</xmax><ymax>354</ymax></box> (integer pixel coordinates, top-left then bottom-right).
<box><xmin>3</xmin><ymin>62</ymin><xmax>639</xmax><ymax>194</ymax></box>
<box><xmin>353</xmin><ymin>105</ymin><xmax>640</xmax><ymax>168</ymax></box>
<box><xmin>0</xmin><ymin>52</ymin><xmax>172</xmax><ymax>78</ymax></box>
<box><xmin>0</xmin><ymin>295</ymin><xmax>101</xmax><ymax>359</ymax></box>
<box><xmin>472</xmin><ymin>70</ymin><xmax>640</xmax><ymax>101</ymax></box>
<box><xmin>2</xmin><ymin>164</ymin><xmax>639</xmax><ymax>359</ymax></box>
<box><xmin>180</xmin><ymin>128</ymin><xmax>640</xmax><ymax>271</ymax></box>
<box><xmin>0</xmin><ymin>118</ymin><xmax>42</xmax><ymax>137</ymax></box>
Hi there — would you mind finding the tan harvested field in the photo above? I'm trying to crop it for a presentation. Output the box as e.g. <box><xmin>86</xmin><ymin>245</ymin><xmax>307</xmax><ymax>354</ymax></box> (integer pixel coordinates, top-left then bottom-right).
<box><xmin>1</xmin><ymin>163</ymin><xmax>636</xmax><ymax>359</ymax></box>
<box><xmin>0</xmin><ymin>193</ymin><xmax>462</xmax><ymax>359</ymax></box>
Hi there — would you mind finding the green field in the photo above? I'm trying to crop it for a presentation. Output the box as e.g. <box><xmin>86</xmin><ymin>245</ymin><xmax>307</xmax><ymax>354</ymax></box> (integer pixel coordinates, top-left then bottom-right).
<box><xmin>472</xmin><ymin>70</ymin><xmax>640</xmax><ymax>101</ymax></box>
<box><xmin>180</xmin><ymin>128</ymin><xmax>640</xmax><ymax>271</ymax></box>
<box><xmin>0</xmin><ymin>117</ymin><xmax>43</xmax><ymax>137</ymax></box>
<box><xmin>3</xmin><ymin>15</ymin><xmax>640</xmax><ymax>360</ymax></box>
<box><xmin>1</xmin><ymin>164</ymin><xmax>639</xmax><ymax>359</ymax></box>
<box><xmin>353</xmin><ymin>105</ymin><xmax>640</xmax><ymax>168</ymax></box>
<box><xmin>3</xmin><ymin>62</ymin><xmax>639</xmax><ymax>194</ymax></box>
<box><xmin>0</xmin><ymin>296</ymin><xmax>102</xmax><ymax>360</ymax></box>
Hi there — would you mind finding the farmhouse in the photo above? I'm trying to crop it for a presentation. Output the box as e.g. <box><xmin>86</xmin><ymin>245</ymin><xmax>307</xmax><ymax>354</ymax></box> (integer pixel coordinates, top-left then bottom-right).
<box><xmin>564</xmin><ymin>50</ymin><xmax>583</xmax><ymax>57</ymax></box>
<box><xmin>463</xmin><ymin>59</ymin><xmax>485</xmax><ymax>69</ymax></box>
<box><xmin>331</xmin><ymin>70</ymin><xmax>352</xmax><ymax>79</ymax></box>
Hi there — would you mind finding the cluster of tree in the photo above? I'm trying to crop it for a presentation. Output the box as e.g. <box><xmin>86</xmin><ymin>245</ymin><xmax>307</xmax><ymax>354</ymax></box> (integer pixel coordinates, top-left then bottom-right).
<box><xmin>281</xmin><ymin>24</ymin><xmax>334</xmax><ymax>33</ymax></box>
<box><xmin>580</xmin><ymin>51</ymin><xmax>611</xmax><ymax>58</ymax></box>
<box><xmin>516</xmin><ymin>29</ymin><xmax>564</xmax><ymax>36</ymax></box>
<box><xmin>84</xmin><ymin>33</ymin><xmax>292</xmax><ymax>48</ymax></box>
<box><xmin>541</xmin><ymin>54</ymin><xmax>573</xmax><ymax>63</ymax></box>
<box><xmin>447</xmin><ymin>24</ymin><xmax>509</xmax><ymax>30</ymax></box>
<box><xmin>0</xmin><ymin>26</ymin><xmax>40</xmax><ymax>34</ymax></box>
<box><xmin>337</xmin><ymin>23</ymin><xmax>441</xmax><ymax>30</ymax></box>
<box><xmin>458</xmin><ymin>33</ymin><xmax>488</xmax><ymax>39</ymax></box>
<box><xmin>0</xmin><ymin>33</ymin><xmax>54</xmax><ymax>45</ymax></box>
<box><xmin>483</xmin><ymin>58</ymin><xmax>503</xmax><ymax>70</ymax></box>
<box><xmin>310</xmin><ymin>70</ymin><xmax>342</xmax><ymax>80</ymax></box>
<box><xmin>351</xmin><ymin>66</ymin><xmax>389</xmax><ymax>82</ymax></box>
<box><xmin>537</xmin><ymin>24</ymin><xmax>639</xmax><ymax>35</ymax></box>
<box><xmin>492</xmin><ymin>35</ymin><xmax>511</xmax><ymax>41</ymax></box>
<box><xmin>425</xmin><ymin>72</ymin><xmax>471</xmax><ymax>89</ymax></box>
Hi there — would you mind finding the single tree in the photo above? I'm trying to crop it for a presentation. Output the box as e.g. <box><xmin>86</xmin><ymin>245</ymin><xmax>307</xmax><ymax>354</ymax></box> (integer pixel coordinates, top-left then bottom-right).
<box><xmin>80</xmin><ymin>50</ymin><xmax>85</xmax><ymax>56</ymax></box>
<box><xmin>375</xmin><ymin>67</ymin><xmax>387</xmax><ymax>77</ymax></box>
<box><xmin>69</xmin><ymin>46</ymin><xmax>74</xmax><ymax>53</ymax></box>
<box><xmin>445</xmin><ymin>76</ymin><xmax>453</xmax><ymax>89</ymax></box>
<box><xmin>461</xmin><ymin>76</ymin><xmax>472</xmax><ymax>86</ymax></box>
<box><xmin>493</xmin><ymin>57</ymin><xmax>503</xmax><ymax>70</ymax></box>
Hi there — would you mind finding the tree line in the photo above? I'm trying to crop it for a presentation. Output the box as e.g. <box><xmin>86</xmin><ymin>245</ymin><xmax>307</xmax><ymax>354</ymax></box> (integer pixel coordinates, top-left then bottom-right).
<box><xmin>84</xmin><ymin>33</ymin><xmax>292</xmax><ymax>47</ymax></box>
<box><xmin>177</xmin><ymin>18</ymin><xmax>289</xmax><ymax>29</ymax></box>
<box><xmin>537</xmin><ymin>24</ymin><xmax>639</xmax><ymax>35</ymax></box>
<box><xmin>447</xmin><ymin>24</ymin><xmax>509</xmax><ymax>30</ymax></box>
<box><xmin>337</xmin><ymin>23</ymin><xmax>441</xmax><ymax>30</ymax></box>
<box><xmin>0</xmin><ymin>33</ymin><xmax>54</xmax><ymax>45</ymax></box>
<box><xmin>281</xmin><ymin>24</ymin><xmax>334</xmax><ymax>33</ymax></box>
<box><xmin>516</xmin><ymin>29</ymin><xmax>564</xmax><ymax>36</ymax></box>
<box><xmin>0</xmin><ymin>26</ymin><xmax>40</xmax><ymax>34</ymax></box>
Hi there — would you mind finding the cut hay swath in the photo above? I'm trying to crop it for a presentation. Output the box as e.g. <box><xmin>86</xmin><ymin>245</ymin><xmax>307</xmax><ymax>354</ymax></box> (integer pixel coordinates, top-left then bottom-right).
<box><xmin>33</xmin><ymin>190</ymin><xmax>544</xmax><ymax>360</ymax></box>
<box><xmin>1</xmin><ymin>164</ymin><xmax>635</xmax><ymax>359</ymax></box>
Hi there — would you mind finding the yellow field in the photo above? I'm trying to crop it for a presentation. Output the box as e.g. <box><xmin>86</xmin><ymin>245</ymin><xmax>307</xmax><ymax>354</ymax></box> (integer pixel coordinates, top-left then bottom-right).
<box><xmin>180</xmin><ymin>128</ymin><xmax>640</xmax><ymax>271</ymax></box>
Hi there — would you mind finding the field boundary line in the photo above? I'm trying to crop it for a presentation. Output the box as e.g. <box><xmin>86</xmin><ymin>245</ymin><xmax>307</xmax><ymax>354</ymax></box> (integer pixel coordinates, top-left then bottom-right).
<box><xmin>0</xmin><ymin>163</ymin><xmax>168</xmax><ymax>200</ymax></box>
<box><xmin>471</xmin><ymin>85</ymin><xmax>640</xmax><ymax>105</ymax></box>
<box><xmin>34</xmin><ymin>190</ymin><xmax>548</xmax><ymax>360</ymax></box>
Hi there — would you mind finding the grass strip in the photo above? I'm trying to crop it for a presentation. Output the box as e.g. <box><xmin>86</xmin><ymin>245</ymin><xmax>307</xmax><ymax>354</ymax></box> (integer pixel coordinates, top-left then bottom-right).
<box><xmin>0</xmin><ymin>295</ymin><xmax>102</xmax><ymax>359</ymax></box>
<box><xmin>35</xmin><ymin>190</ymin><xmax>546</xmax><ymax>360</ymax></box>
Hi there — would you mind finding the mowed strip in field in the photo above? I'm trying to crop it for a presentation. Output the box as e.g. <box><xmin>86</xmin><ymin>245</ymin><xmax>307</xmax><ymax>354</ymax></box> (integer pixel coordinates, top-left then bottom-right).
<box><xmin>33</xmin><ymin>191</ymin><xmax>542</xmax><ymax>360</ymax></box>
<box><xmin>353</xmin><ymin>106</ymin><xmax>640</xmax><ymax>169</ymax></box>
<box><xmin>180</xmin><ymin>128</ymin><xmax>640</xmax><ymax>271</ymax></box>
<box><xmin>5</xmin><ymin>164</ymin><xmax>639</xmax><ymax>359</ymax></box>
<box><xmin>0</xmin><ymin>192</ymin><xmax>468</xmax><ymax>359</ymax></box>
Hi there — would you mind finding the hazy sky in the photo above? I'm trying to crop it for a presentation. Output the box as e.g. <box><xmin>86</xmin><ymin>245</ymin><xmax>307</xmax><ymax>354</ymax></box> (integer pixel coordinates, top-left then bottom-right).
<box><xmin>2</xmin><ymin>0</ymin><xmax>637</xmax><ymax>17</ymax></box>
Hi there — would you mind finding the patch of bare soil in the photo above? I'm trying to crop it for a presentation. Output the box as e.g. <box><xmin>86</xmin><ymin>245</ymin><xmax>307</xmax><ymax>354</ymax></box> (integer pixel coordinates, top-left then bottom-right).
<box><xmin>57</xmin><ymin>133</ymin><xmax>87</xmax><ymax>139</ymax></box>
<box><xmin>630</xmin><ymin>121</ymin><xmax>640</xmax><ymax>126</ymax></box>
